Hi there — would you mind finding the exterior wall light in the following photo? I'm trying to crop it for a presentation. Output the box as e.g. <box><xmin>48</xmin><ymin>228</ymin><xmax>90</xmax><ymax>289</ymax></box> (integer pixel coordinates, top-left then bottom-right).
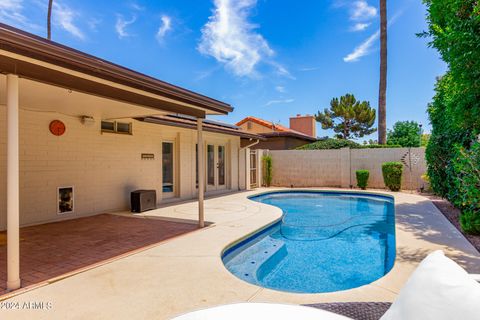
<box><xmin>81</xmin><ymin>116</ymin><xmax>95</xmax><ymax>126</ymax></box>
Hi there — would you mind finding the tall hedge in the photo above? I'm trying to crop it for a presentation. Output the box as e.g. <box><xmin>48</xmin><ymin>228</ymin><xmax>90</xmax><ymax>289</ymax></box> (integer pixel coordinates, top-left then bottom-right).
<box><xmin>422</xmin><ymin>0</ymin><xmax>480</xmax><ymax>233</ymax></box>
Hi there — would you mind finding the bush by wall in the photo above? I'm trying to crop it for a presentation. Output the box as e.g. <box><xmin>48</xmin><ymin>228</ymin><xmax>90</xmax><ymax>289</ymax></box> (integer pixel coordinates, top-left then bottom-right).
<box><xmin>382</xmin><ymin>162</ymin><xmax>403</xmax><ymax>192</ymax></box>
<box><xmin>361</xmin><ymin>144</ymin><xmax>402</xmax><ymax>149</ymax></box>
<box><xmin>262</xmin><ymin>154</ymin><xmax>273</xmax><ymax>187</ymax></box>
<box><xmin>356</xmin><ymin>170</ymin><xmax>370</xmax><ymax>190</ymax></box>
<box><xmin>297</xmin><ymin>139</ymin><xmax>360</xmax><ymax>150</ymax></box>
<box><xmin>452</xmin><ymin>144</ymin><xmax>480</xmax><ymax>234</ymax></box>
<box><xmin>297</xmin><ymin>138</ymin><xmax>402</xmax><ymax>150</ymax></box>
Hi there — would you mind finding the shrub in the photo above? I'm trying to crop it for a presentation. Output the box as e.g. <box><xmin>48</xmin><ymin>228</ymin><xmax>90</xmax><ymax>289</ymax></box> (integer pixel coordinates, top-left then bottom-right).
<box><xmin>297</xmin><ymin>138</ymin><xmax>402</xmax><ymax>150</ymax></box>
<box><xmin>356</xmin><ymin>170</ymin><xmax>369</xmax><ymax>190</ymax></box>
<box><xmin>382</xmin><ymin>162</ymin><xmax>403</xmax><ymax>191</ymax></box>
<box><xmin>460</xmin><ymin>210</ymin><xmax>480</xmax><ymax>235</ymax></box>
<box><xmin>297</xmin><ymin>138</ymin><xmax>360</xmax><ymax>150</ymax></box>
<box><xmin>362</xmin><ymin>144</ymin><xmax>402</xmax><ymax>149</ymax></box>
<box><xmin>450</xmin><ymin>143</ymin><xmax>480</xmax><ymax>234</ymax></box>
<box><xmin>262</xmin><ymin>154</ymin><xmax>273</xmax><ymax>187</ymax></box>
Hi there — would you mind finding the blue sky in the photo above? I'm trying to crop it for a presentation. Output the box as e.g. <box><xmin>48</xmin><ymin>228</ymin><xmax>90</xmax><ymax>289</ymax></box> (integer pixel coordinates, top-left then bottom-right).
<box><xmin>0</xmin><ymin>0</ymin><xmax>446</xmax><ymax>140</ymax></box>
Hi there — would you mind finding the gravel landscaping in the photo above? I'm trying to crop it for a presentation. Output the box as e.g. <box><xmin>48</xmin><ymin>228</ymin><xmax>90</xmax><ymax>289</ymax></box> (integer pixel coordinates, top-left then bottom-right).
<box><xmin>424</xmin><ymin>194</ymin><xmax>480</xmax><ymax>254</ymax></box>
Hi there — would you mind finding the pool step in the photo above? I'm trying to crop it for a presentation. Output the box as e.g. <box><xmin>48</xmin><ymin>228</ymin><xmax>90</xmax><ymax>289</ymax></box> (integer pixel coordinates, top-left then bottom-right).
<box><xmin>224</xmin><ymin>237</ymin><xmax>286</xmax><ymax>285</ymax></box>
<box><xmin>256</xmin><ymin>244</ymin><xmax>288</xmax><ymax>282</ymax></box>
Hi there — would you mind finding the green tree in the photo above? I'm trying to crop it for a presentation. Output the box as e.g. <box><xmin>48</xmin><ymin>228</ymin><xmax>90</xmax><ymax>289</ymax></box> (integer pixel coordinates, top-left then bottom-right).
<box><xmin>421</xmin><ymin>134</ymin><xmax>430</xmax><ymax>147</ymax></box>
<box><xmin>316</xmin><ymin>94</ymin><xmax>376</xmax><ymax>140</ymax></box>
<box><xmin>387</xmin><ymin>121</ymin><xmax>422</xmax><ymax>147</ymax></box>
<box><xmin>420</xmin><ymin>0</ymin><xmax>480</xmax><ymax>129</ymax></box>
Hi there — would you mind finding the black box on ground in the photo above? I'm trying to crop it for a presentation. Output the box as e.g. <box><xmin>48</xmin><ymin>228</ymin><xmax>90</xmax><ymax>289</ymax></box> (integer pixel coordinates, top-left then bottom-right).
<box><xmin>131</xmin><ymin>190</ymin><xmax>156</xmax><ymax>213</ymax></box>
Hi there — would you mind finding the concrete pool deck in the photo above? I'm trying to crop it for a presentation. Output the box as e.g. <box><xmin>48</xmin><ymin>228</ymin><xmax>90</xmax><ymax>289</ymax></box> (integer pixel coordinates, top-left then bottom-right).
<box><xmin>2</xmin><ymin>188</ymin><xmax>480</xmax><ymax>319</ymax></box>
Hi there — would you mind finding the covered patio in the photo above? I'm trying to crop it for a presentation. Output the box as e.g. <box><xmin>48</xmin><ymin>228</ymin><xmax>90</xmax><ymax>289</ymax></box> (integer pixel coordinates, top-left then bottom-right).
<box><xmin>0</xmin><ymin>23</ymin><xmax>238</xmax><ymax>292</ymax></box>
<box><xmin>0</xmin><ymin>214</ymin><xmax>199</xmax><ymax>296</ymax></box>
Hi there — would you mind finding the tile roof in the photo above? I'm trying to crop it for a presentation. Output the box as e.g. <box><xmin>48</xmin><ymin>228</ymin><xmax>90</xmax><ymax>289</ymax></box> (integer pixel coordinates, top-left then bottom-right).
<box><xmin>236</xmin><ymin>116</ymin><xmax>316</xmax><ymax>140</ymax></box>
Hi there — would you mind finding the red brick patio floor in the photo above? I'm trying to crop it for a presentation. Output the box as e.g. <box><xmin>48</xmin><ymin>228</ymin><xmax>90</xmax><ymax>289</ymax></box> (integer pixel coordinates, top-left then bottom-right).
<box><xmin>0</xmin><ymin>214</ymin><xmax>199</xmax><ymax>296</ymax></box>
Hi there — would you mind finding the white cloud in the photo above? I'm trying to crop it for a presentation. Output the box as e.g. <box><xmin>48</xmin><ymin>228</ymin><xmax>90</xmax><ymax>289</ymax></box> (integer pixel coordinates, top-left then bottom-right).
<box><xmin>87</xmin><ymin>17</ymin><xmax>101</xmax><ymax>32</ymax></box>
<box><xmin>265</xmin><ymin>99</ymin><xmax>294</xmax><ymax>106</ymax></box>
<box><xmin>343</xmin><ymin>11</ymin><xmax>403</xmax><ymax>63</ymax></box>
<box><xmin>272</xmin><ymin>62</ymin><xmax>295</xmax><ymax>80</ymax></box>
<box><xmin>115</xmin><ymin>15</ymin><xmax>136</xmax><ymax>38</ymax></box>
<box><xmin>350</xmin><ymin>1</ymin><xmax>377</xmax><ymax>21</ymax></box>
<box><xmin>351</xmin><ymin>22</ymin><xmax>370</xmax><ymax>32</ymax></box>
<box><xmin>275</xmin><ymin>86</ymin><xmax>286</xmax><ymax>93</ymax></box>
<box><xmin>0</xmin><ymin>0</ymin><xmax>25</xmax><ymax>24</ymax></box>
<box><xmin>156</xmin><ymin>15</ymin><xmax>172</xmax><ymax>41</ymax></box>
<box><xmin>198</xmin><ymin>0</ymin><xmax>276</xmax><ymax>78</ymax></box>
<box><xmin>130</xmin><ymin>3</ymin><xmax>145</xmax><ymax>11</ymax></box>
<box><xmin>53</xmin><ymin>2</ymin><xmax>85</xmax><ymax>40</ymax></box>
<box><xmin>0</xmin><ymin>0</ymin><xmax>22</xmax><ymax>11</ymax></box>
<box><xmin>343</xmin><ymin>30</ymin><xmax>379</xmax><ymax>62</ymax></box>
<box><xmin>298</xmin><ymin>66</ymin><xmax>320</xmax><ymax>72</ymax></box>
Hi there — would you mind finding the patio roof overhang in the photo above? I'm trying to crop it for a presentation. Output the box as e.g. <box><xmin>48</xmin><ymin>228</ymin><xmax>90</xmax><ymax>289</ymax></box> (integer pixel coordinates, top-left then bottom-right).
<box><xmin>0</xmin><ymin>23</ymin><xmax>233</xmax><ymax>119</ymax></box>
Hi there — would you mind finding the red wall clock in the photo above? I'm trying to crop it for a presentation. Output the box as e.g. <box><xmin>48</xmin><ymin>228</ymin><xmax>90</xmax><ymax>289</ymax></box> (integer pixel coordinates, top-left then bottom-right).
<box><xmin>49</xmin><ymin>120</ymin><xmax>66</xmax><ymax>136</ymax></box>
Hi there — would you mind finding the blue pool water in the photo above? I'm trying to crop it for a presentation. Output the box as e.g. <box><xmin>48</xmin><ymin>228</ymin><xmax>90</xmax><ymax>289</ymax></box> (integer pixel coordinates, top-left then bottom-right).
<box><xmin>222</xmin><ymin>191</ymin><xmax>395</xmax><ymax>293</ymax></box>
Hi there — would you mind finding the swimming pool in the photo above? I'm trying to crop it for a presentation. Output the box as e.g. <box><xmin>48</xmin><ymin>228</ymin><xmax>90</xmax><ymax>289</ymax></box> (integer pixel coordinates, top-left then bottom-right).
<box><xmin>222</xmin><ymin>191</ymin><xmax>396</xmax><ymax>293</ymax></box>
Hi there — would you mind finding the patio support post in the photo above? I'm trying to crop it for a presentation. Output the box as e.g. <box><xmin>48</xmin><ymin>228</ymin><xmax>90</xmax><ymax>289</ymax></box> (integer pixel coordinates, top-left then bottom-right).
<box><xmin>197</xmin><ymin>118</ymin><xmax>205</xmax><ymax>228</ymax></box>
<box><xmin>6</xmin><ymin>74</ymin><xmax>20</xmax><ymax>290</ymax></box>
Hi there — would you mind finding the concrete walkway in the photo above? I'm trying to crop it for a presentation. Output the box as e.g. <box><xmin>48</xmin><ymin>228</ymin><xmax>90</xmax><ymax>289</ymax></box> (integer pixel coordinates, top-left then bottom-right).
<box><xmin>2</xmin><ymin>188</ymin><xmax>479</xmax><ymax>319</ymax></box>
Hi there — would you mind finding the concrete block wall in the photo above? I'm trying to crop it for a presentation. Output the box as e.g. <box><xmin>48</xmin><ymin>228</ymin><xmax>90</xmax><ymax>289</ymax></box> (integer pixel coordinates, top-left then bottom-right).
<box><xmin>0</xmin><ymin>107</ymin><xmax>242</xmax><ymax>230</ymax></box>
<box><xmin>269</xmin><ymin>147</ymin><xmax>427</xmax><ymax>190</ymax></box>
<box><xmin>270</xmin><ymin>150</ymin><xmax>343</xmax><ymax>187</ymax></box>
<box><xmin>349</xmin><ymin>148</ymin><xmax>427</xmax><ymax>190</ymax></box>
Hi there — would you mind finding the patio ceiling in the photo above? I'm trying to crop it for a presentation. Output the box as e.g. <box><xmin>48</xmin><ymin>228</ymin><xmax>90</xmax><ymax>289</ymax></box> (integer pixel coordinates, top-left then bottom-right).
<box><xmin>0</xmin><ymin>75</ymin><xmax>171</xmax><ymax>120</ymax></box>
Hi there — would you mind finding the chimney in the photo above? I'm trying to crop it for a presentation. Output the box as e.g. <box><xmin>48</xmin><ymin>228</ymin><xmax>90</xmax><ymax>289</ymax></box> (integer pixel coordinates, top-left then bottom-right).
<box><xmin>289</xmin><ymin>114</ymin><xmax>316</xmax><ymax>138</ymax></box>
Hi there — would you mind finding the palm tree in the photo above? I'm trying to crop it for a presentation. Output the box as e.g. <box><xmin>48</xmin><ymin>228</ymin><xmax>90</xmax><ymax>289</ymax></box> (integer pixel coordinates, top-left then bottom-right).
<box><xmin>378</xmin><ymin>0</ymin><xmax>387</xmax><ymax>144</ymax></box>
<box><xmin>47</xmin><ymin>0</ymin><xmax>53</xmax><ymax>40</ymax></box>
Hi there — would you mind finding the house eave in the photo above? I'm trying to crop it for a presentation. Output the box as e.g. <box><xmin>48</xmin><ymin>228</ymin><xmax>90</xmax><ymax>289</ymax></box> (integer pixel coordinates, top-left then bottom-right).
<box><xmin>0</xmin><ymin>23</ymin><xmax>233</xmax><ymax>117</ymax></box>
